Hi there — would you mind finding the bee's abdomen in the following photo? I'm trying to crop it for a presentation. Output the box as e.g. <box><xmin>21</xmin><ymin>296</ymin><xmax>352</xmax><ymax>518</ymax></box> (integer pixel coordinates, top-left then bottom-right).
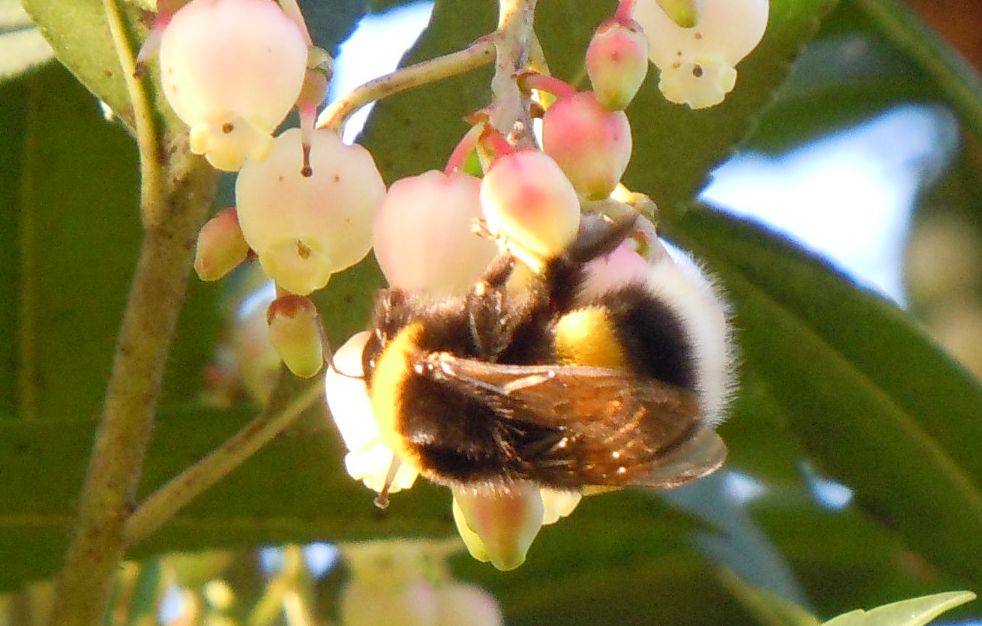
<box><xmin>590</xmin><ymin>284</ymin><xmax>696</xmax><ymax>391</ymax></box>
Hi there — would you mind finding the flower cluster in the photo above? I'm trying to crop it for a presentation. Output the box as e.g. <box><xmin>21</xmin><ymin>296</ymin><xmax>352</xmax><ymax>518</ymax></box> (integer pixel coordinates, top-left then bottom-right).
<box><xmin>152</xmin><ymin>0</ymin><xmax>760</xmax><ymax>571</ymax></box>
<box><xmin>144</xmin><ymin>0</ymin><xmax>383</xmax><ymax>379</ymax></box>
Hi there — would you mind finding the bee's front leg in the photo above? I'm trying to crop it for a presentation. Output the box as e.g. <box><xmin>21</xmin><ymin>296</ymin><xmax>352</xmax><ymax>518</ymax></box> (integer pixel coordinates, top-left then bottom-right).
<box><xmin>466</xmin><ymin>253</ymin><xmax>516</xmax><ymax>360</ymax></box>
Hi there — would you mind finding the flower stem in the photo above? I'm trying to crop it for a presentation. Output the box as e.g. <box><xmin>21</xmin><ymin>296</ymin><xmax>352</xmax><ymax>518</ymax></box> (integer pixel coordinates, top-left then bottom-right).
<box><xmin>616</xmin><ymin>0</ymin><xmax>638</xmax><ymax>22</ymax></box>
<box><xmin>124</xmin><ymin>375</ymin><xmax>325</xmax><ymax>547</ymax></box>
<box><xmin>317</xmin><ymin>37</ymin><xmax>496</xmax><ymax>132</ymax></box>
<box><xmin>47</xmin><ymin>142</ymin><xmax>217</xmax><ymax>626</ymax></box>
<box><xmin>490</xmin><ymin>0</ymin><xmax>538</xmax><ymax>146</ymax></box>
<box><xmin>519</xmin><ymin>71</ymin><xmax>576</xmax><ymax>98</ymax></box>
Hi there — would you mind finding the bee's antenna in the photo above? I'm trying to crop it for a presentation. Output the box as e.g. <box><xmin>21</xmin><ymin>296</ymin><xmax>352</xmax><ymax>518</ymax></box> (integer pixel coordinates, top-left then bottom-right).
<box><xmin>373</xmin><ymin>456</ymin><xmax>402</xmax><ymax>510</ymax></box>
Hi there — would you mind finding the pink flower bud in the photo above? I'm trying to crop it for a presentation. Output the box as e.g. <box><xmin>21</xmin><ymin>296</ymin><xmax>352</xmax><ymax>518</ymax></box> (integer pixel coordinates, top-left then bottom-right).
<box><xmin>235</xmin><ymin>128</ymin><xmax>386</xmax><ymax>295</ymax></box>
<box><xmin>451</xmin><ymin>483</ymin><xmax>544</xmax><ymax>571</ymax></box>
<box><xmin>633</xmin><ymin>0</ymin><xmax>768</xmax><ymax>108</ymax></box>
<box><xmin>194</xmin><ymin>207</ymin><xmax>249</xmax><ymax>281</ymax></box>
<box><xmin>586</xmin><ymin>18</ymin><xmax>650</xmax><ymax>111</ymax></box>
<box><xmin>159</xmin><ymin>0</ymin><xmax>308</xmax><ymax>170</ymax></box>
<box><xmin>542</xmin><ymin>92</ymin><xmax>632</xmax><ymax>199</ymax></box>
<box><xmin>374</xmin><ymin>171</ymin><xmax>497</xmax><ymax>295</ymax></box>
<box><xmin>267</xmin><ymin>295</ymin><xmax>324</xmax><ymax>378</ymax></box>
<box><xmin>480</xmin><ymin>150</ymin><xmax>580</xmax><ymax>264</ymax></box>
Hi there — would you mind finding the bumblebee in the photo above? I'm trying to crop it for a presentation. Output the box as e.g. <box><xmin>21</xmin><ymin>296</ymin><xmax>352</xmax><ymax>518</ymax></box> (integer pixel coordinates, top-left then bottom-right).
<box><xmin>360</xmin><ymin>213</ymin><xmax>734</xmax><ymax>492</ymax></box>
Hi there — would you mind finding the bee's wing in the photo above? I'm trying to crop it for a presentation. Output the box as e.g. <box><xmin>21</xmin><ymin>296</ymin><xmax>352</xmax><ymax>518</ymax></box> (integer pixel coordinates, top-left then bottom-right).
<box><xmin>420</xmin><ymin>352</ymin><xmax>726</xmax><ymax>489</ymax></box>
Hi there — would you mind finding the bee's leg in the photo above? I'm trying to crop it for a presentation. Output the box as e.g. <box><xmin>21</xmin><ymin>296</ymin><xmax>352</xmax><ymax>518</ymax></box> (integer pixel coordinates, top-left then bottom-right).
<box><xmin>567</xmin><ymin>210</ymin><xmax>639</xmax><ymax>264</ymax></box>
<box><xmin>542</xmin><ymin>211</ymin><xmax>640</xmax><ymax>312</ymax></box>
<box><xmin>466</xmin><ymin>254</ymin><xmax>516</xmax><ymax>359</ymax></box>
<box><xmin>478</xmin><ymin>252</ymin><xmax>517</xmax><ymax>288</ymax></box>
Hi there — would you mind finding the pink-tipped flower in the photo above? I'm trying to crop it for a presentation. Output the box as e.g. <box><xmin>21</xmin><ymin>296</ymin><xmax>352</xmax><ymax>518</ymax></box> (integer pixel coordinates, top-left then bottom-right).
<box><xmin>451</xmin><ymin>484</ymin><xmax>581</xmax><ymax>571</ymax></box>
<box><xmin>159</xmin><ymin>0</ymin><xmax>308</xmax><ymax>170</ymax></box>
<box><xmin>267</xmin><ymin>295</ymin><xmax>324</xmax><ymax>378</ymax></box>
<box><xmin>541</xmin><ymin>92</ymin><xmax>632</xmax><ymax>199</ymax></box>
<box><xmin>374</xmin><ymin>171</ymin><xmax>497</xmax><ymax>295</ymax></box>
<box><xmin>586</xmin><ymin>17</ymin><xmax>650</xmax><ymax>111</ymax></box>
<box><xmin>480</xmin><ymin>149</ymin><xmax>581</xmax><ymax>266</ymax></box>
<box><xmin>633</xmin><ymin>0</ymin><xmax>769</xmax><ymax>109</ymax></box>
<box><xmin>235</xmin><ymin>128</ymin><xmax>385</xmax><ymax>295</ymax></box>
<box><xmin>452</xmin><ymin>483</ymin><xmax>544</xmax><ymax>571</ymax></box>
<box><xmin>194</xmin><ymin>207</ymin><xmax>249</xmax><ymax>281</ymax></box>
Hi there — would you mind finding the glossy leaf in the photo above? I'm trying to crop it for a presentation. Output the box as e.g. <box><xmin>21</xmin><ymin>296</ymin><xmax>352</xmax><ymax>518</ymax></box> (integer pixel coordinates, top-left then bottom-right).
<box><xmin>297</xmin><ymin>0</ymin><xmax>368</xmax><ymax>53</ymax></box>
<box><xmin>717</xmin><ymin>568</ymin><xmax>822</xmax><ymax>626</ymax></box>
<box><xmin>0</xmin><ymin>64</ymin><xmax>142</xmax><ymax>420</ymax></box>
<box><xmin>853</xmin><ymin>0</ymin><xmax>982</xmax><ymax>142</ymax></box>
<box><xmin>21</xmin><ymin>0</ymin><xmax>142</xmax><ymax>129</ymax></box>
<box><xmin>822</xmin><ymin>591</ymin><xmax>976</xmax><ymax>626</ymax></box>
<box><xmin>664</xmin><ymin>207</ymin><xmax>982</xmax><ymax>587</ymax></box>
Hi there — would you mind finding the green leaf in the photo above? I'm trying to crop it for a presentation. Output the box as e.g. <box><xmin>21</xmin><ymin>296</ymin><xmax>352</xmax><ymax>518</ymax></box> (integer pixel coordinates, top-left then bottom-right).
<box><xmin>717</xmin><ymin>568</ymin><xmax>822</xmax><ymax>626</ymax></box>
<box><xmin>665</xmin><ymin>474</ymin><xmax>810</xmax><ymax>607</ymax></box>
<box><xmin>471</xmin><ymin>553</ymin><xmax>760</xmax><ymax>626</ymax></box>
<box><xmin>296</xmin><ymin>0</ymin><xmax>368</xmax><ymax>54</ymax></box>
<box><xmin>822</xmin><ymin>591</ymin><xmax>976</xmax><ymax>626</ymax></box>
<box><xmin>743</xmin><ymin>0</ymin><xmax>966</xmax><ymax>155</ymax></box>
<box><xmin>745</xmin><ymin>33</ymin><xmax>936</xmax><ymax>154</ymax></box>
<box><xmin>21</xmin><ymin>0</ymin><xmax>141</xmax><ymax>129</ymax></box>
<box><xmin>0</xmin><ymin>63</ymin><xmax>142</xmax><ymax>420</ymax></box>
<box><xmin>0</xmin><ymin>0</ymin><xmax>54</xmax><ymax>81</ymax></box>
<box><xmin>366</xmin><ymin>0</ymin><xmax>419</xmax><ymax>15</ymax></box>
<box><xmin>853</xmin><ymin>0</ymin><xmax>982</xmax><ymax>142</ymax></box>
<box><xmin>664</xmin><ymin>207</ymin><xmax>982</xmax><ymax>587</ymax></box>
<box><xmin>0</xmin><ymin>407</ymin><xmax>696</xmax><ymax>592</ymax></box>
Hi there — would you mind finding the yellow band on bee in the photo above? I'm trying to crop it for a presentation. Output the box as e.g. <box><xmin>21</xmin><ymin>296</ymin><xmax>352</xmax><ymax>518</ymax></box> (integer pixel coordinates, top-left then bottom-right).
<box><xmin>370</xmin><ymin>322</ymin><xmax>425</xmax><ymax>468</ymax></box>
<box><xmin>554</xmin><ymin>307</ymin><xmax>627</xmax><ymax>371</ymax></box>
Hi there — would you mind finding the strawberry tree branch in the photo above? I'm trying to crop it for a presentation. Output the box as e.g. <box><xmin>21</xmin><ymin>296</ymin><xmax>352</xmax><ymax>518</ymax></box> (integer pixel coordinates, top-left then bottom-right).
<box><xmin>46</xmin><ymin>2</ymin><xmax>219</xmax><ymax>623</ymax></box>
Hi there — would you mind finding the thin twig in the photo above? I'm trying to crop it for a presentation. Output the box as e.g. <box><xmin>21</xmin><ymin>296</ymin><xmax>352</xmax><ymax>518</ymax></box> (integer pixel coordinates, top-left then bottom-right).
<box><xmin>124</xmin><ymin>378</ymin><xmax>325</xmax><ymax>546</ymax></box>
<box><xmin>103</xmin><ymin>0</ymin><xmax>165</xmax><ymax>227</ymax></box>
<box><xmin>316</xmin><ymin>37</ymin><xmax>496</xmax><ymax>132</ymax></box>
